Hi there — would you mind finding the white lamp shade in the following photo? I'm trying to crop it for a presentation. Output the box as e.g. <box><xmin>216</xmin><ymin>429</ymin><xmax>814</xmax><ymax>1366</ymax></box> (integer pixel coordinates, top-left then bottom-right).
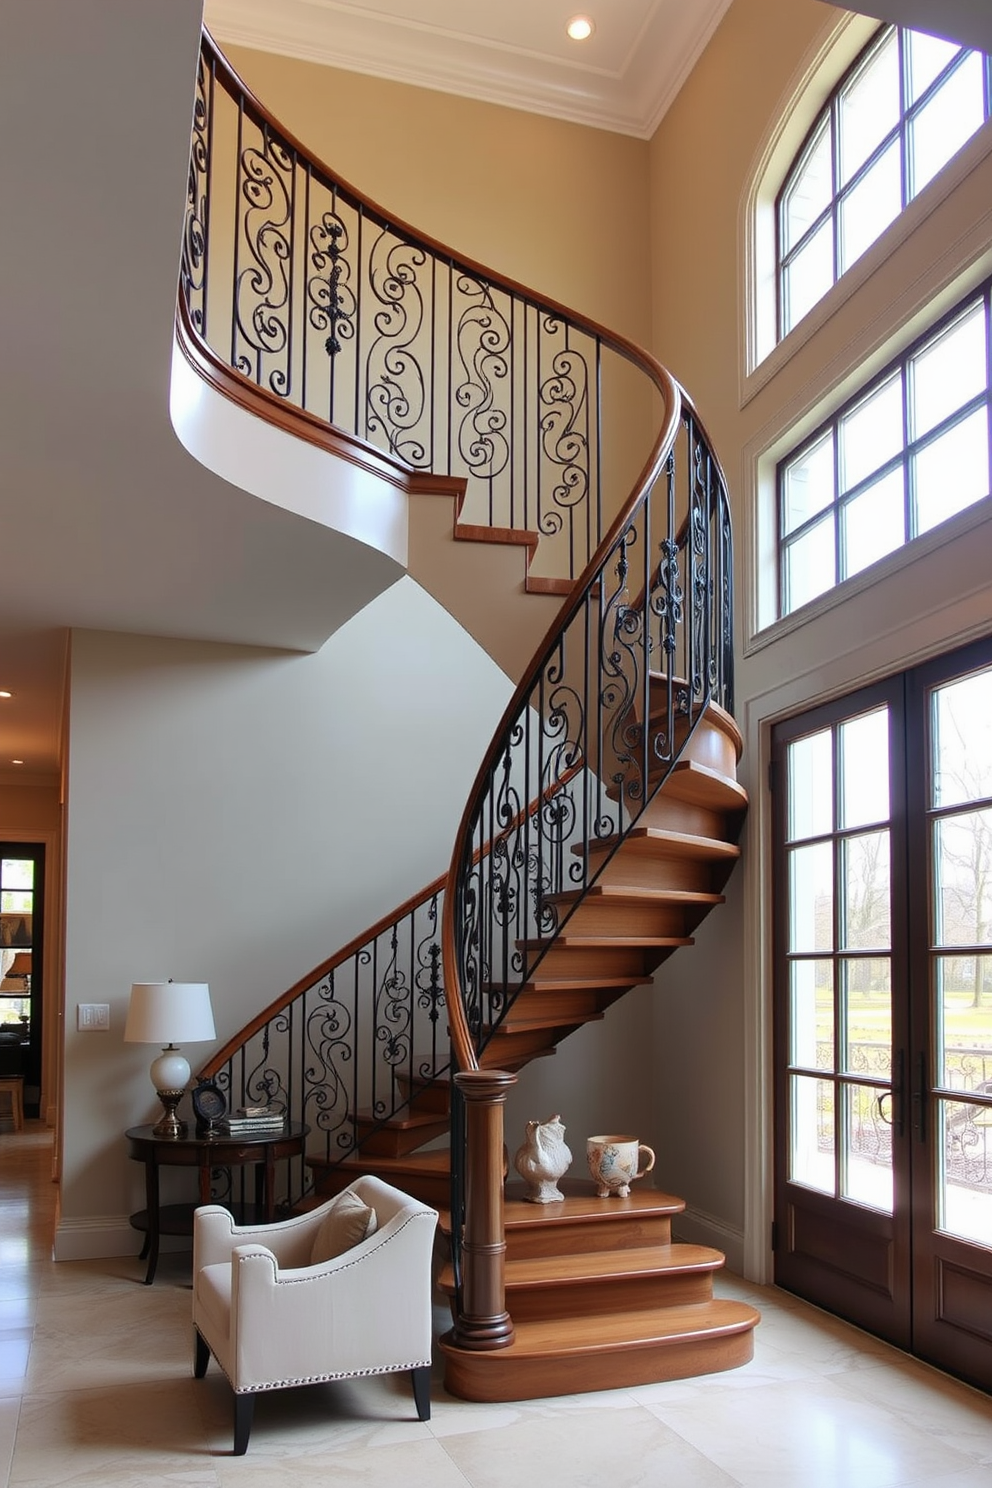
<box><xmin>124</xmin><ymin>982</ymin><xmax>216</xmax><ymax>1045</ymax></box>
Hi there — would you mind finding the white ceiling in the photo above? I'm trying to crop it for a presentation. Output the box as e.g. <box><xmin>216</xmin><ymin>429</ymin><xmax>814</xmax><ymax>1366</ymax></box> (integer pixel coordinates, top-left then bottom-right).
<box><xmin>203</xmin><ymin>0</ymin><xmax>735</xmax><ymax>138</ymax></box>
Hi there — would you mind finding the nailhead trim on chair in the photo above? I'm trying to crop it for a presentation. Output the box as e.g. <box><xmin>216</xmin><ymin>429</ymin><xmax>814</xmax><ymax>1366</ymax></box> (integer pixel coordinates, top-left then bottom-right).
<box><xmin>212</xmin><ymin>1214</ymin><xmax>437</xmax><ymax>1395</ymax></box>
<box><xmin>232</xmin><ymin>1359</ymin><xmax>433</xmax><ymax>1394</ymax></box>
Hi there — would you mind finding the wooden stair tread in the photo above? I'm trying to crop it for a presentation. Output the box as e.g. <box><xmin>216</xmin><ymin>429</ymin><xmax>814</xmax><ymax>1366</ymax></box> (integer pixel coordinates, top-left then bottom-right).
<box><xmin>547</xmin><ymin>886</ymin><xmax>724</xmax><ymax>907</ymax></box>
<box><xmin>662</xmin><ymin>759</ymin><xmax>749</xmax><ymax>810</ymax></box>
<box><xmin>517</xmin><ymin>935</ymin><xmax>693</xmax><ymax>949</ymax></box>
<box><xmin>439</xmin><ymin>1242</ymin><xmax>726</xmax><ymax>1295</ymax></box>
<box><xmin>485</xmin><ymin>976</ymin><xmax>653</xmax><ymax>993</ymax></box>
<box><xmin>503</xmin><ymin>1182</ymin><xmax>686</xmax><ymax>1226</ymax></box>
<box><xmin>310</xmin><ymin>1148</ymin><xmax>450</xmax><ymax>1175</ymax></box>
<box><xmin>447</xmin><ymin>1299</ymin><xmax>759</xmax><ymax>1358</ymax></box>
<box><xmin>352</xmin><ymin>1107</ymin><xmax>448</xmax><ymax>1133</ymax></box>
<box><xmin>576</xmin><ymin>826</ymin><xmax>741</xmax><ymax>859</ymax></box>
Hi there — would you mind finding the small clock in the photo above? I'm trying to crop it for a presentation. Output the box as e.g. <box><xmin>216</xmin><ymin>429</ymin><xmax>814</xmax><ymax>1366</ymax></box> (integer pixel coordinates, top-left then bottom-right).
<box><xmin>191</xmin><ymin>1079</ymin><xmax>228</xmax><ymax>1137</ymax></box>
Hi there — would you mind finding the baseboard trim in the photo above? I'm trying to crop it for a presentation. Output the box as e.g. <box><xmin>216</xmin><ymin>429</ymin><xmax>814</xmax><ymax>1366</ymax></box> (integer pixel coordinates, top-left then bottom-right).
<box><xmin>671</xmin><ymin>1203</ymin><xmax>744</xmax><ymax>1275</ymax></box>
<box><xmin>53</xmin><ymin>1216</ymin><xmax>189</xmax><ymax>1262</ymax></box>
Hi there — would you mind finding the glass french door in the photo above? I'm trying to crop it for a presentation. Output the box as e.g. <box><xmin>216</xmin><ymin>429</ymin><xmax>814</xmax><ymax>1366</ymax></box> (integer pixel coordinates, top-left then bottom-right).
<box><xmin>0</xmin><ymin>844</ymin><xmax>44</xmax><ymax>1119</ymax></box>
<box><xmin>773</xmin><ymin>636</ymin><xmax>992</xmax><ymax>1392</ymax></box>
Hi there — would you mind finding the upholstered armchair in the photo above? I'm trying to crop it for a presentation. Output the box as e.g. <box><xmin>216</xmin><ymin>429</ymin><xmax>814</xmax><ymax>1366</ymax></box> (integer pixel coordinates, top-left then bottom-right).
<box><xmin>192</xmin><ymin>1175</ymin><xmax>439</xmax><ymax>1454</ymax></box>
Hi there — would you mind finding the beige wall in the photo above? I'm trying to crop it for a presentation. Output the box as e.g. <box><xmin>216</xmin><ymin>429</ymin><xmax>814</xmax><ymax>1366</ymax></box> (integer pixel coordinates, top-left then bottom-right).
<box><xmin>58</xmin><ymin>580</ymin><xmax>515</xmax><ymax>1254</ymax></box>
<box><xmin>646</xmin><ymin>0</ymin><xmax>992</xmax><ymax>1272</ymax></box>
<box><xmin>224</xmin><ymin>46</ymin><xmax>653</xmax><ymax>347</ymax></box>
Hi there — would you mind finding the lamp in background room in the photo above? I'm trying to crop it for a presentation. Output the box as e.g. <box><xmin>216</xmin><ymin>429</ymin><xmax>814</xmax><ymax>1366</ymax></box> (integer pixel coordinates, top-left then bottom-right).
<box><xmin>124</xmin><ymin>981</ymin><xmax>216</xmax><ymax>1137</ymax></box>
<box><xmin>5</xmin><ymin>952</ymin><xmax>31</xmax><ymax>990</ymax></box>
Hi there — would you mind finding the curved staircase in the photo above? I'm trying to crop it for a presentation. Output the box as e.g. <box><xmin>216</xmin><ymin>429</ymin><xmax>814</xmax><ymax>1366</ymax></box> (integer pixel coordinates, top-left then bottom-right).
<box><xmin>186</xmin><ymin>28</ymin><xmax>758</xmax><ymax>1405</ymax></box>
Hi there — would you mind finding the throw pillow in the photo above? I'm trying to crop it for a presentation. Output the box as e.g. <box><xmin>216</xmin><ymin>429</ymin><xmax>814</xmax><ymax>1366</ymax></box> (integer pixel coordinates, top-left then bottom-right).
<box><xmin>309</xmin><ymin>1188</ymin><xmax>377</xmax><ymax>1265</ymax></box>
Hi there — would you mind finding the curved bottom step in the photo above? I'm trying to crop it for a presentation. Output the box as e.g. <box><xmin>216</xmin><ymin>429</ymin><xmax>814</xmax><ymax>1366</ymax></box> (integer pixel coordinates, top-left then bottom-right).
<box><xmin>439</xmin><ymin>1298</ymin><xmax>760</xmax><ymax>1402</ymax></box>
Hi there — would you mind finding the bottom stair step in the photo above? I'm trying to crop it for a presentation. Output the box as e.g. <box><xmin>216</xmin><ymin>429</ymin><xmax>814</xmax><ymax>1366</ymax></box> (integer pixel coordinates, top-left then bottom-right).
<box><xmin>439</xmin><ymin>1241</ymin><xmax>728</xmax><ymax>1320</ymax></box>
<box><xmin>439</xmin><ymin>1298</ymin><xmax>760</xmax><ymax>1402</ymax></box>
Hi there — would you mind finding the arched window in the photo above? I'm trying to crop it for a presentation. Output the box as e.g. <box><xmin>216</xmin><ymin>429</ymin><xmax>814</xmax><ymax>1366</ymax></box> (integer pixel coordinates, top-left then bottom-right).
<box><xmin>778</xmin><ymin>26</ymin><xmax>992</xmax><ymax>339</ymax></box>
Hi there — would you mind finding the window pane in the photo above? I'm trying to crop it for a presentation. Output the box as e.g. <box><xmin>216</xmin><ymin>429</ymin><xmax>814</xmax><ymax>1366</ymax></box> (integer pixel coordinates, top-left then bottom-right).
<box><xmin>914</xmin><ymin>407</ymin><xmax>990</xmax><ymax>536</ymax></box>
<box><xmin>842</xmin><ymin>1082</ymin><xmax>894</xmax><ymax>1211</ymax></box>
<box><xmin>938</xmin><ymin>1096</ymin><xmax>992</xmax><ymax>1246</ymax></box>
<box><xmin>937</xmin><ymin>954</ymin><xmax>992</xmax><ymax>1088</ymax></box>
<box><xmin>934</xmin><ymin>810</ymin><xmax>992</xmax><ymax>947</ymax></box>
<box><xmin>843</xmin><ymin>956</ymin><xmax>891</xmax><ymax>1079</ymax></box>
<box><xmin>932</xmin><ymin>668</ymin><xmax>992</xmax><ymax>809</ymax></box>
<box><xmin>784</xmin><ymin>512</ymin><xmax>835</xmax><ymax>612</ymax></box>
<box><xmin>838</xmin><ymin>140</ymin><xmax>902</xmax><ymax>274</ymax></box>
<box><xmin>0</xmin><ymin>861</ymin><xmax>33</xmax><ymax>891</ymax></box>
<box><xmin>843</xmin><ymin>468</ymin><xmax>905</xmax><ymax>578</ymax></box>
<box><xmin>790</xmin><ymin>1073</ymin><xmax>835</xmax><ymax>1194</ymax></box>
<box><xmin>789</xmin><ymin>841</ymin><xmax>834</xmax><ymax>953</ymax></box>
<box><xmin>782</xmin><ymin>118</ymin><xmax>832</xmax><ymax>255</ymax></box>
<box><xmin>911</xmin><ymin>303</ymin><xmax>986</xmax><ymax>442</ymax></box>
<box><xmin>783</xmin><ymin>219</ymin><xmax>833</xmax><ymax>332</ymax></box>
<box><xmin>838</xmin><ymin>30</ymin><xmax>900</xmax><ymax>187</ymax></box>
<box><xmin>839</xmin><ymin>709</ymin><xmax>889</xmax><ymax>831</ymax></box>
<box><xmin>906</xmin><ymin>30</ymin><xmax>961</xmax><ymax>105</ymax></box>
<box><xmin>842</xmin><ymin>830</ymin><xmax>891</xmax><ymax>950</ymax></box>
<box><xmin>791</xmin><ymin>959</ymin><xmax>834</xmax><ymax>1071</ymax></box>
<box><xmin>783</xmin><ymin>433</ymin><xmax>834</xmax><ymax>537</ymax></box>
<box><xmin>840</xmin><ymin>374</ymin><xmax>902</xmax><ymax>493</ymax></box>
<box><xmin>910</xmin><ymin>52</ymin><xmax>986</xmax><ymax>196</ymax></box>
<box><xmin>788</xmin><ymin>728</ymin><xmax>833</xmax><ymax>841</ymax></box>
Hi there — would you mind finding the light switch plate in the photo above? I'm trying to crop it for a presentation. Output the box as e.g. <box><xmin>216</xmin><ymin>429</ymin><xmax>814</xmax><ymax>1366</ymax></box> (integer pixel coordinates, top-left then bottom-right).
<box><xmin>77</xmin><ymin>1003</ymin><xmax>111</xmax><ymax>1031</ymax></box>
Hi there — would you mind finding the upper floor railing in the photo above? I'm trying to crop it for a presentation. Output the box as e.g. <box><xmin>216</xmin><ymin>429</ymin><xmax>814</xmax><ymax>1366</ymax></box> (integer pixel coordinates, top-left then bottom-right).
<box><xmin>181</xmin><ymin>33</ymin><xmax>654</xmax><ymax>585</ymax></box>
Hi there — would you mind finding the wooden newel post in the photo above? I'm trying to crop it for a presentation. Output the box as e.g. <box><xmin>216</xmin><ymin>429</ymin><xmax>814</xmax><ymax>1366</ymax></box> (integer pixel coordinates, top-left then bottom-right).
<box><xmin>450</xmin><ymin>1067</ymin><xmax>517</xmax><ymax>1350</ymax></box>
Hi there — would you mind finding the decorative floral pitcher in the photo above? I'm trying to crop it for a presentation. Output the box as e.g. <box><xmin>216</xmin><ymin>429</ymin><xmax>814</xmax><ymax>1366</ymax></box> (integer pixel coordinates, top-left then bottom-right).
<box><xmin>513</xmin><ymin>1114</ymin><xmax>572</xmax><ymax>1203</ymax></box>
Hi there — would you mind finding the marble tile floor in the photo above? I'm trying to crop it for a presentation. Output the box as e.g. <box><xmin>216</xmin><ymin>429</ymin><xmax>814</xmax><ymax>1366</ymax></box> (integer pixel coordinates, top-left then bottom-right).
<box><xmin>3</xmin><ymin>1123</ymin><xmax>992</xmax><ymax>1488</ymax></box>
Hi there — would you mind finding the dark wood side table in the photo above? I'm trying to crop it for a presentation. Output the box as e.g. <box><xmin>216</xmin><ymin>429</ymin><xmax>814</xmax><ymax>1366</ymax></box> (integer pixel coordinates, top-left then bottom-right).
<box><xmin>125</xmin><ymin>1121</ymin><xmax>309</xmax><ymax>1284</ymax></box>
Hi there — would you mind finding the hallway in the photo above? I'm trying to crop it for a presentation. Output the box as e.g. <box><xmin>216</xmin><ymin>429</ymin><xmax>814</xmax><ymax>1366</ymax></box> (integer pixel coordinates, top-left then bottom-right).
<box><xmin>1</xmin><ymin>1123</ymin><xmax>991</xmax><ymax>1486</ymax></box>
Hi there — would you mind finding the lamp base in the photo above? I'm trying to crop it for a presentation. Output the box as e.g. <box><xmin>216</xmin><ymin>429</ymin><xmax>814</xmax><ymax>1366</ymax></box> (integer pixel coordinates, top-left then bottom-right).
<box><xmin>152</xmin><ymin>1090</ymin><xmax>188</xmax><ymax>1139</ymax></box>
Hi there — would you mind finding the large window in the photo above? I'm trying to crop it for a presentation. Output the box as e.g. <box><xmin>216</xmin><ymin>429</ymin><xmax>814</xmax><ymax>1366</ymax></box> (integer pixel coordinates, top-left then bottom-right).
<box><xmin>778</xmin><ymin>25</ymin><xmax>992</xmax><ymax>339</ymax></box>
<box><xmin>778</xmin><ymin>279</ymin><xmax>992</xmax><ymax>617</ymax></box>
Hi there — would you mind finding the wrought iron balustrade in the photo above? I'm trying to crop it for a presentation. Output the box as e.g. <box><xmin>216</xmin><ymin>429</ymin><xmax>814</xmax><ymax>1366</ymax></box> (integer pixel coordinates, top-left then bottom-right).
<box><xmin>180</xmin><ymin>31</ymin><xmax>660</xmax><ymax>582</ymax></box>
<box><xmin>181</xmin><ymin>27</ymin><xmax>737</xmax><ymax>1339</ymax></box>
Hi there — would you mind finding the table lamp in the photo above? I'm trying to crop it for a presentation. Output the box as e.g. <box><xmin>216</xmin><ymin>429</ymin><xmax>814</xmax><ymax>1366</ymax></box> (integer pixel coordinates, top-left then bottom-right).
<box><xmin>124</xmin><ymin>981</ymin><xmax>216</xmax><ymax>1137</ymax></box>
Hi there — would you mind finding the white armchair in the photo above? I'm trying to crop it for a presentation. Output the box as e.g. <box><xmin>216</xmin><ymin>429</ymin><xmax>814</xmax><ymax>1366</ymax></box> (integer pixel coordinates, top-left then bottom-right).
<box><xmin>192</xmin><ymin>1175</ymin><xmax>439</xmax><ymax>1454</ymax></box>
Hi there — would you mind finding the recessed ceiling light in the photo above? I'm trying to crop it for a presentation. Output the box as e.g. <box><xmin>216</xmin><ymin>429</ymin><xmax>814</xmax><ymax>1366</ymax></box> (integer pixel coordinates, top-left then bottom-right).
<box><xmin>11</xmin><ymin>759</ymin><xmax>23</xmax><ymax>766</ymax></box>
<box><xmin>566</xmin><ymin>15</ymin><xmax>594</xmax><ymax>41</ymax></box>
<box><xmin>0</xmin><ymin>690</ymin><xmax>12</xmax><ymax>699</ymax></box>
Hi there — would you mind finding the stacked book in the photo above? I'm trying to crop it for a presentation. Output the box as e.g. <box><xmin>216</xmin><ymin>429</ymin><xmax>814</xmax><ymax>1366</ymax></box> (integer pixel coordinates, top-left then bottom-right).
<box><xmin>220</xmin><ymin>1105</ymin><xmax>286</xmax><ymax>1135</ymax></box>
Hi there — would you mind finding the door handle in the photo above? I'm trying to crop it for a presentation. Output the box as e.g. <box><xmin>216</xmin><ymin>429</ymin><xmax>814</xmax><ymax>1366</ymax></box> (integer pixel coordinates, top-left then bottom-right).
<box><xmin>891</xmin><ymin>1048</ymin><xmax>905</xmax><ymax>1138</ymax></box>
<box><xmin>912</xmin><ymin>1050</ymin><xmax>927</xmax><ymax>1143</ymax></box>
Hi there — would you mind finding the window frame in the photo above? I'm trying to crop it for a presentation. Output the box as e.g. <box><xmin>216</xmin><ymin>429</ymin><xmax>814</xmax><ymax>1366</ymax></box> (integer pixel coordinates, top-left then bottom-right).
<box><xmin>775</xmin><ymin>24</ymin><xmax>992</xmax><ymax>343</ymax></box>
<box><xmin>776</xmin><ymin>278</ymin><xmax>992</xmax><ymax>620</ymax></box>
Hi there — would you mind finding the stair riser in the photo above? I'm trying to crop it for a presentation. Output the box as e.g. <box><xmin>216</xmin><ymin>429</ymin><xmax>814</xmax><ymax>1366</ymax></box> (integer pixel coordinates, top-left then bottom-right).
<box><xmin>636</xmin><ymin>795</ymin><xmax>728</xmax><ymax>839</ymax></box>
<box><xmin>509</xmin><ymin>988</ymin><xmax>619</xmax><ymax>1022</ymax></box>
<box><xmin>588</xmin><ymin>848</ymin><xmax>715</xmax><ymax>893</ymax></box>
<box><xmin>505</xmin><ymin>1269</ymin><xmax>716</xmax><ymax>1321</ymax></box>
<box><xmin>396</xmin><ymin>1077</ymin><xmax>450</xmax><ymax>1116</ymax></box>
<box><xmin>480</xmin><ymin>1025</ymin><xmax>581</xmax><ymax>1065</ymax></box>
<box><xmin>441</xmin><ymin>1326</ymin><xmax>755</xmax><ymax>1403</ymax></box>
<box><xmin>505</xmin><ymin>1213</ymin><xmax>673</xmax><ymax>1260</ymax></box>
<box><xmin>554</xmin><ymin>901</ymin><xmax>691</xmax><ymax>939</ymax></box>
<box><xmin>353</xmin><ymin>1116</ymin><xmax>450</xmax><ymax>1158</ymax></box>
<box><xmin>526</xmin><ymin>945</ymin><xmax>649</xmax><ymax>978</ymax></box>
<box><xmin>308</xmin><ymin>1161</ymin><xmax>452</xmax><ymax>1210</ymax></box>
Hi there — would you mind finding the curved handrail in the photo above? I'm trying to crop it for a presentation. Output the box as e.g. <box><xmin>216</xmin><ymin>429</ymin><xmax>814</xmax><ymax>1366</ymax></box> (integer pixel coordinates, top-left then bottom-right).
<box><xmin>442</xmin><ymin>363</ymin><xmax>682</xmax><ymax>1073</ymax></box>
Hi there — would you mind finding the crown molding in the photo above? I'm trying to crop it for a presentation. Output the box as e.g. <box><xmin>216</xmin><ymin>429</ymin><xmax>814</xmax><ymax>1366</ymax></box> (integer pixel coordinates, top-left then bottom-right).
<box><xmin>204</xmin><ymin>0</ymin><xmax>733</xmax><ymax>139</ymax></box>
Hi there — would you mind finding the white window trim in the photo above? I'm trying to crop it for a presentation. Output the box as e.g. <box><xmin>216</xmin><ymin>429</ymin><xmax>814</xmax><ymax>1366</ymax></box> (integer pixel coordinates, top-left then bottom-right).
<box><xmin>738</xmin><ymin>13</ymin><xmax>992</xmax><ymax>409</ymax></box>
